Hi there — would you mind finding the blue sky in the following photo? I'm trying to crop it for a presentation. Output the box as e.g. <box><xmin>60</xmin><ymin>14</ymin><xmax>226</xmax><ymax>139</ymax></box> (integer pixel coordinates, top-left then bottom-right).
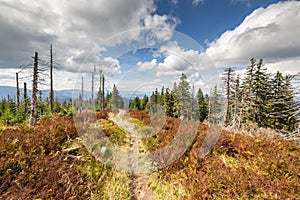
<box><xmin>156</xmin><ymin>0</ymin><xmax>283</xmax><ymax>46</ymax></box>
<box><xmin>0</xmin><ymin>0</ymin><xmax>299</xmax><ymax>96</ymax></box>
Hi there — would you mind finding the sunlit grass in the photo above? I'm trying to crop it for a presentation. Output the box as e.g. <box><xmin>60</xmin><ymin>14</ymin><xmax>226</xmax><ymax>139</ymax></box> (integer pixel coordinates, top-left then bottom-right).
<box><xmin>148</xmin><ymin>172</ymin><xmax>189</xmax><ymax>200</ymax></box>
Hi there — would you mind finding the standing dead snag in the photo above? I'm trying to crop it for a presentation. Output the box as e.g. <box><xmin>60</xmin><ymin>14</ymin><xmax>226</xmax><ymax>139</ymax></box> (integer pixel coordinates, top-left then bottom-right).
<box><xmin>99</xmin><ymin>70</ymin><xmax>102</xmax><ymax>110</ymax></box>
<box><xmin>24</xmin><ymin>82</ymin><xmax>28</xmax><ymax>114</ymax></box>
<box><xmin>50</xmin><ymin>44</ymin><xmax>54</xmax><ymax>114</ymax></box>
<box><xmin>29</xmin><ymin>52</ymin><xmax>38</xmax><ymax>125</ymax></box>
<box><xmin>102</xmin><ymin>73</ymin><xmax>105</xmax><ymax>110</ymax></box>
<box><xmin>16</xmin><ymin>72</ymin><xmax>20</xmax><ymax>111</ymax></box>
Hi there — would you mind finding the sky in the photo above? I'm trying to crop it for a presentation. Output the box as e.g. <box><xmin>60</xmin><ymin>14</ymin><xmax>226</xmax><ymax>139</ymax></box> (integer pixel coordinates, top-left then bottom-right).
<box><xmin>0</xmin><ymin>0</ymin><xmax>299</xmax><ymax>97</ymax></box>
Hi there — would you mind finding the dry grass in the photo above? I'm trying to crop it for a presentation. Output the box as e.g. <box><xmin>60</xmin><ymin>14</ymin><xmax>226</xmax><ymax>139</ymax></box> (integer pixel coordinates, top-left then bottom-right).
<box><xmin>1</xmin><ymin>110</ymin><xmax>299</xmax><ymax>199</ymax></box>
<box><xmin>130</xmin><ymin>110</ymin><xmax>300</xmax><ymax>199</ymax></box>
<box><xmin>0</xmin><ymin>113</ymin><xmax>132</xmax><ymax>200</ymax></box>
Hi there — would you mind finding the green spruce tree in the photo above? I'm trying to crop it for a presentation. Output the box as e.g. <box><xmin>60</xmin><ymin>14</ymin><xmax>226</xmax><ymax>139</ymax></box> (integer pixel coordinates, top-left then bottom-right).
<box><xmin>129</xmin><ymin>96</ymin><xmax>141</xmax><ymax>110</ymax></box>
<box><xmin>111</xmin><ymin>84</ymin><xmax>124</xmax><ymax>109</ymax></box>
<box><xmin>252</xmin><ymin>59</ymin><xmax>271</xmax><ymax>127</ymax></box>
<box><xmin>177</xmin><ymin>73</ymin><xmax>192</xmax><ymax>119</ymax></box>
<box><xmin>197</xmin><ymin>88</ymin><xmax>208</xmax><ymax>122</ymax></box>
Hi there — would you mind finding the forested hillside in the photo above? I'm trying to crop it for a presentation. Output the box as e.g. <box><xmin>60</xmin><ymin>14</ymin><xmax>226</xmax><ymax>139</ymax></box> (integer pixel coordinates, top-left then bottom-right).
<box><xmin>128</xmin><ymin>59</ymin><xmax>299</xmax><ymax>133</ymax></box>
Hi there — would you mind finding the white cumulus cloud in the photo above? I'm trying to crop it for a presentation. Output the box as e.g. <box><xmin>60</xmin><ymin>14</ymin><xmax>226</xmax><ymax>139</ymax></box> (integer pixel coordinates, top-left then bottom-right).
<box><xmin>0</xmin><ymin>0</ymin><xmax>179</xmax><ymax>87</ymax></box>
<box><xmin>0</xmin><ymin>0</ymin><xmax>178</xmax><ymax>69</ymax></box>
<box><xmin>136</xmin><ymin>41</ymin><xmax>219</xmax><ymax>89</ymax></box>
<box><xmin>205</xmin><ymin>1</ymin><xmax>300</xmax><ymax>74</ymax></box>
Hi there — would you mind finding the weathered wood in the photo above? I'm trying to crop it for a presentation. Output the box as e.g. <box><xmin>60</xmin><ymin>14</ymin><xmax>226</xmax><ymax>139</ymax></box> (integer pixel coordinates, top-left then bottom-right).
<box><xmin>24</xmin><ymin>82</ymin><xmax>27</xmax><ymax>114</ymax></box>
<box><xmin>29</xmin><ymin>52</ymin><xmax>38</xmax><ymax>126</ymax></box>
<box><xmin>62</xmin><ymin>146</ymin><xmax>82</xmax><ymax>152</ymax></box>
<box><xmin>16</xmin><ymin>73</ymin><xmax>20</xmax><ymax>110</ymax></box>
<box><xmin>50</xmin><ymin>44</ymin><xmax>54</xmax><ymax>114</ymax></box>
<box><xmin>102</xmin><ymin>74</ymin><xmax>105</xmax><ymax>110</ymax></box>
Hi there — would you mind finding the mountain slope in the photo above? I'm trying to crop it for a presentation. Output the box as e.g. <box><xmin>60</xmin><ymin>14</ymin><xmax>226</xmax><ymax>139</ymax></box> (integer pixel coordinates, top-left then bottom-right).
<box><xmin>0</xmin><ymin>86</ymin><xmax>80</xmax><ymax>102</ymax></box>
<box><xmin>0</xmin><ymin>111</ymin><xmax>299</xmax><ymax>199</ymax></box>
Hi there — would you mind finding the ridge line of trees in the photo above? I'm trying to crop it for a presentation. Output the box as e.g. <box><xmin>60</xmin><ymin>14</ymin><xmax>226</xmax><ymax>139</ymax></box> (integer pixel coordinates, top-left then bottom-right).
<box><xmin>1</xmin><ymin>57</ymin><xmax>299</xmax><ymax>133</ymax></box>
<box><xmin>128</xmin><ymin>58</ymin><xmax>299</xmax><ymax>132</ymax></box>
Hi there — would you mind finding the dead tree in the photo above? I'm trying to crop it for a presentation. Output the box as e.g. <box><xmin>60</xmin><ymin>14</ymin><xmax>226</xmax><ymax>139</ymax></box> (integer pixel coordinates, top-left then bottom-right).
<box><xmin>29</xmin><ymin>52</ymin><xmax>38</xmax><ymax>125</ymax></box>
<box><xmin>16</xmin><ymin>72</ymin><xmax>20</xmax><ymax>110</ymax></box>
<box><xmin>222</xmin><ymin>67</ymin><xmax>234</xmax><ymax>126</ymax></box>
<box><xmin>50</xmin><ymin>44</ymin><xmax>54</xmax><ymax>114</ymax></box>
<box><xmin>99</xmin><ymin>70</ymin><xmax>102</xmax><ymax>109</ymax></box>
<box><xmin>102</xmin><ymin>73</ymin><xmax>105</xmax><ymax>110</ymax></box>
<box><xmin>97</xmin><ymin>69</ymin><xmax>105</xmax><ymax>110</ymax></box>
<box><xmin>24</xmin><ymin>82</ymin><xmax>28</xmax><ymax>114</ymax></box>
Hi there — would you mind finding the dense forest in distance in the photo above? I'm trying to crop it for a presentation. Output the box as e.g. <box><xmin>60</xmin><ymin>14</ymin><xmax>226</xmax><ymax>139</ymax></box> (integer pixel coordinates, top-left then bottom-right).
<box><xmin>0</xmin><ymin>58</ymin><xmax>300</xmax><ymax>134</ymax></box>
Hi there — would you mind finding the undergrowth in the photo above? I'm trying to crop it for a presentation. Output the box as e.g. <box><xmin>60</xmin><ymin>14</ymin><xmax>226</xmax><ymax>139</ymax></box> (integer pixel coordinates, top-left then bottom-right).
<box><xmin>130</xmin><ymin>110</ymin><xmax>300</xmax><ymax>199</ymax></box>
<box><xmin>98</xmin><ymin>119</ymin><xmax>130</xmax><ymax>147</ymax></box>
<box><xmin>0</xmin><ymin>112</ymin><xmax>132</xmax><ymax>199</ymax></box>
<box><xmin>1</xmin><ymin>110</ymin><xmax>299</xmax><ymax>199</ymax></box>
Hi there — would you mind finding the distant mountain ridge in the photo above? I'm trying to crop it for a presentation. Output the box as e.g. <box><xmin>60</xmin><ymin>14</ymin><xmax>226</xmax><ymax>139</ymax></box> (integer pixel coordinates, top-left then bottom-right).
<box><xmin>1</xmin><ymin>85</ymin><xmax>299</xmax><ymax>104</ymax></box>
<box><xmin>0</xmin><ymin>86</ymin><xmax>148</xmax><ymax>103</ymax></box>
<box><xmin>0</xmin><ymin>86</ymin><xmax>79</xmax><ymax>102</ymax></box>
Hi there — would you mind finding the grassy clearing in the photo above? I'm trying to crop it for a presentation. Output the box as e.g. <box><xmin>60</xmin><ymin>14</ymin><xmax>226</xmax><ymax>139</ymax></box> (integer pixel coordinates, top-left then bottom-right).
<box><xmin>148</xmin><ymin>172</ymin><xmax>189</xmax><ymax>200</ymax></box>
<box><xmin>129</xmin><ymin>118</ymin><xmax>160</xmax><ymax>151</ymax></box>
<box><xmin>98</xmin><ymin>119</ymin><xmax>130</xmax><ymax>147</ymax></box>
<box><xmin>77</xmin><ymin>152</ymin><xmax>131</xmax><ymax>200</ymax></box>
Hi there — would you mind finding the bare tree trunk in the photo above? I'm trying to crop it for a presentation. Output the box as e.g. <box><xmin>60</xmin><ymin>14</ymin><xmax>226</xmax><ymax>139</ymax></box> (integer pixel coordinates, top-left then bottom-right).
<box><xmin>102</xmin><ymin>74</ymin><xmax>105</xmax><ymax>110</ymax></box>
<box><xmin>50</xmin><ymin>44</ymin><xmax>54</xmax><ymax>114</ymax></box>
<box><xmin>24</xmin><ymin>82</ymin><xmax>28</xmax><ymax>114</ymax></box>
<box><xmin>99</xmin><ymin>70</ymin><xmax>102</xmax><ymax>109</ymax></box>
<box><xmin>29</xmin><ymin>52</ymin><xmax>38</xmax><ymax>125</ymax></box>
<box><xmin>16</xmin><ymin>72</ymin><xmax>20</xmax><ymax>111</ymax></box>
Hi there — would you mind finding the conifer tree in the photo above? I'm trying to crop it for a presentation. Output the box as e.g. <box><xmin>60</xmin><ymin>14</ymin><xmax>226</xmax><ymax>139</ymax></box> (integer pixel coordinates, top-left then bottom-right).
<box><xmin>129</xmin><ymin>96</ymin><xmax>141</xmax><ymax>110</ymax></box>
<box><xmin>197</xmin><ymin>88</ymin><xmax>208</xmax><ymax>122</ymax></box>
<box><xmin>268</xmin><ymin>72</ymin><xmax>296</xmax><ymax>130</ymax></box>
<box><xmin>141</xmin><ymin>95</ymin><xmax>149</xmax><ymax>110</ymax></box>
<box><xmin>111</xmin><ymin>84</ymin><xmax>124</xmax><ymax>109</ymax></box>
<box><xmin>105</xmin><ymin>92</ymin><xmax>112</xmax><ymax>109</ymax></box>
<box><xmin>282</xmin><ymin>75</ymin><xmax>296</xmax><ymax>131</ymax></box>
<box><xmin>222</xmin><ymin>67</ymin><xmax>235</xmax><ymax>125</ymax></box>
<box><xmin>154</xmin><ymin>88</ymin><xmax>159</xmax><ymax>104</ymax></box>
<box><xmin>240</xmin><ymin>58</ymin><xmax>256</xmax><ymax>124</ymax></box>
<box><xmin>159</xmin><ymin>86</ymin><xmax>165</xmax><ymax>105</ymax></box>
<box><xmin>177</xmin><ymin>73</ymin><xmax>192</xmax><ymax>119</ymax></box>
<box><xmin>171</xmin><ymin>82</ymin><xmax>180</xmax><ymax>117</ymax></box>
<box><xmin>209</xmin><ymin>85</ymin><xmax>223</xmax><ymax>125</ymax></box>
<box><xmin>252</xmin><ymin>59</ymin><xmax>271</xmax><ymax>127</ymax></box>
<box><xmin>232</xmin><ymin>74</ymin><xmax>242</xmax><ymax>127</ymax></box>
<box><xmin>164</xmin><ymin>88</ymin><xmax>172</xmax><ymax>116</ymax></box>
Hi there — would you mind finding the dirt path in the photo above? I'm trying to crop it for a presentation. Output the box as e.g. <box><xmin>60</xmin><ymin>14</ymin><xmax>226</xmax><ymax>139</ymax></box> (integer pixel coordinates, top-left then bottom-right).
<box><xmin>110</xmin><ymin>110</ymin><xmax>154</xmax><ymax>200</ymax></box>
